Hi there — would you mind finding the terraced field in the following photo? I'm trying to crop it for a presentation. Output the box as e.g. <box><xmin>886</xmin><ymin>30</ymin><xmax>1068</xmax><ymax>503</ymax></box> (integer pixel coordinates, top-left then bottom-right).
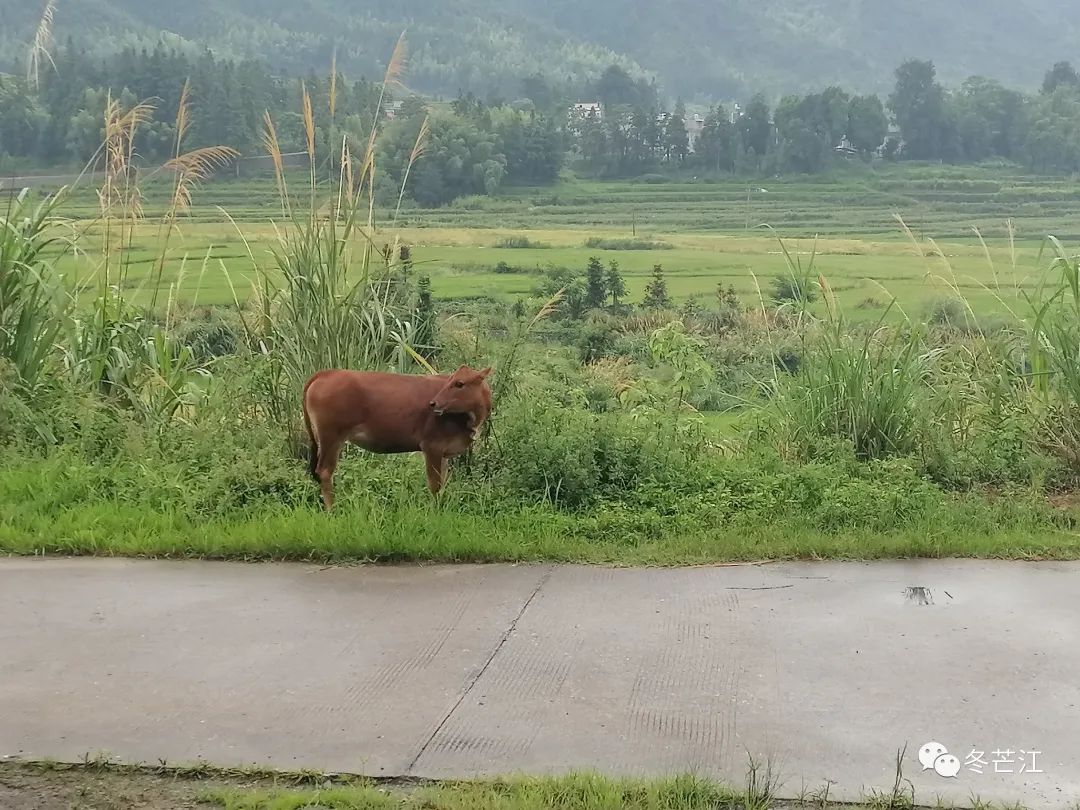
<box><xmin>20</xmin><ymin>162</ymin><xmax>1080</xmax><ymax>318</ymax></box>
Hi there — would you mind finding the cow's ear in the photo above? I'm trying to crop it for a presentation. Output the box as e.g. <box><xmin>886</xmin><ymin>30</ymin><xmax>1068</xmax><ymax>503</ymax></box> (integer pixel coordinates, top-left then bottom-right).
<box><xmin>479</xmin><ymin>366</ymin><xmax>493</xmax><ymax>378</ymax></box>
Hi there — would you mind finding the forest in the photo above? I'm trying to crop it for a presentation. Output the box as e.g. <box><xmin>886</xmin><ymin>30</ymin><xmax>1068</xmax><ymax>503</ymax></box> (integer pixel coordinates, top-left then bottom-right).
<box><xmin>5</xmin><ymin>44</ymin><xmax>1080</xmax><ymax>206</ymax></box>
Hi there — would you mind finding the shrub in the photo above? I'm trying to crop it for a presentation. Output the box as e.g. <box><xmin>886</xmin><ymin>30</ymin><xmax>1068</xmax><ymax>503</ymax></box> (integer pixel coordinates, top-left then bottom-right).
<box><xmin>467</xmin><ymin>360</ymin><xmax>711</xmax><ymax>510</ymax></box>
<box><xmin>583</xmin><ymin>237</ymin><xmax>673</xmax><ymax>251</ymax></box>
<box><xmin>497</xmin><ymin>235</ymin><xmax>549</xmax><ymax>249</ymax></box>
<box><xmin>925</xmin><ymin>296</ymin><xmax>975</xmax><ymax>331</ymax></box>
<box><xmin>471</xmin><ymin>394</ymin><xmax>657</xmax><ymax>509</ymax></box>
<box><xmin>577</xmin><ymin>315</ymin><xmax>621</xmax><ymax>363</ymax></box>
<box><xmin>175</xmin><ymin>307</ymin><xmax>242</xmax><ymax>361</ymax></box>
<box><xmin>764</xmin><ymin>315</ymin><xmax>932</xmax><ymax>462</ymax></box>
<box><xmin>770</xmin><ymin>273</ymin><xmax>818</xmax><ymax>305</ymax></box>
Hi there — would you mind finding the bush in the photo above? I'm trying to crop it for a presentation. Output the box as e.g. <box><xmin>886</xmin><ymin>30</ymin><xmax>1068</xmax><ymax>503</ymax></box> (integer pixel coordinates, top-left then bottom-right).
<box><xmin>497</xmin><ymin>235</ymin><xmax>549</xmax><ymax>249</ymax></box>
<box><xmin>583</xmin><ymin>237</ymin><xmax>673</xmax><ymax>251</ymax></box>
<box><xmin>764</xmin><ymin>320</ymin><xmax>931</xmax><ymax>461</ymax></box>
<box><xmin>175</xmin><ymin>307</ymin><xmax>242</xmax><ymax>361</ymax></box>
<box><xmin>470</xmin><ymin>382</ymin><xmax>697</xmax><ymax>509</ymax></box>
<box><xmin>577</xmin><ymin>315</ymin><xmax>622</xmax><ymax>363</ymax></box>
<box><xmin>925</xmin><ymin>296</ymin><xmax>976</xmax><ymax>331</ymax></box>
<box><xmin>770</xmin><ymin>273</ymin><xmax>818</xmax><ymax>305</ymax></box>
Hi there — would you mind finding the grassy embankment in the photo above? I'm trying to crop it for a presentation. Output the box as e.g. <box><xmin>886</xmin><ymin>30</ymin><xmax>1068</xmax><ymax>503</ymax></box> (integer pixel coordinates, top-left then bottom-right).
<box><xmin>6</xmin><ymin>87</ymin><xmax>1080</xmax><ymax>565</ymax></box>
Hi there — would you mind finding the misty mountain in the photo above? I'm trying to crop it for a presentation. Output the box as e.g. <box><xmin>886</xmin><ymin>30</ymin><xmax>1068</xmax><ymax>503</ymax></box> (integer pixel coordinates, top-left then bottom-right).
<box><xmin>3</xmin><ymin>0</ymin><xmax>1079</xmax><ymax>99</ymax></box>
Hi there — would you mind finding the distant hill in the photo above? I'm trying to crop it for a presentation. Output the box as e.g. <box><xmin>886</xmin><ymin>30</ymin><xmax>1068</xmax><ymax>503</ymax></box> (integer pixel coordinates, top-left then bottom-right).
<box><xmin>3</xmin><ymin>0</ymin><xmax>1079</xmax><ymax>99</ymax></box>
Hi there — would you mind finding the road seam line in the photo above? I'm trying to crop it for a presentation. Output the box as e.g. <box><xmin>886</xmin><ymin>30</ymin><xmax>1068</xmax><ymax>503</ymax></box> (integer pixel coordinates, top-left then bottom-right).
<box><xmin>404</xmin><ymin>564</ymin><xmax>555</xmax><ymax>774</ymax></box>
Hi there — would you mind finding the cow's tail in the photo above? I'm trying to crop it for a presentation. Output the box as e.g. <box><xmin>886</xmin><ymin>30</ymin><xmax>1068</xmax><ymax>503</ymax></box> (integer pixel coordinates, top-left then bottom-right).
<box><xmin>302</xmin><ymin>374</ymin><xmax>320</xmax><ymax>482</ymax></box>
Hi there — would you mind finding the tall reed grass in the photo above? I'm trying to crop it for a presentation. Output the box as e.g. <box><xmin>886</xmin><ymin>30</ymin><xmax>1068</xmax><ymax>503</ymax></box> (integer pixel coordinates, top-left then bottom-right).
<box><xmin>0</xmin><ymin>188</ymin><xmax>68</xmax><ymax>391</ymax></box>
<box><xmin>1</xmin><ymin>75</ymin><xmax>242</xmax><ymax>423</ymax></box>
<box><xmin>758</xmin><ymin>217</ymin><xmax>1080</xmax><ymax>483</ymax></box>
<box><xmin>231</xmin><ymin>35</ymin><xmax>435</xmax><ymax>442</ymax></box>
<box><xmin>765</xmin><ymin>276</ymin><xmax>935</xmax><ymax>461</ymax></box>
<box><xmin>1024</xmin><ymin>238</ymin><xmax>1080</xmax><ymax>467</ymax></box>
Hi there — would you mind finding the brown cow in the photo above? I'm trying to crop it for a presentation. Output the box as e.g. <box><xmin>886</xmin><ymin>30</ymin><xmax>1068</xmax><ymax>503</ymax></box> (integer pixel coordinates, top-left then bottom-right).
<box><xmin>302</xmin><ymin>365</ymin><xmax>492</xmax><ymax>510</ymax></box>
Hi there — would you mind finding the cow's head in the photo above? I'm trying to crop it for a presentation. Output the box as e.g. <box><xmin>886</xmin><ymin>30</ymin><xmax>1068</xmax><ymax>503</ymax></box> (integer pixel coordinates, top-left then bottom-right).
<box><xmin>430</xmin><ymin>365</ymin><xmax>492</xmax><ymax>417</ymax></box>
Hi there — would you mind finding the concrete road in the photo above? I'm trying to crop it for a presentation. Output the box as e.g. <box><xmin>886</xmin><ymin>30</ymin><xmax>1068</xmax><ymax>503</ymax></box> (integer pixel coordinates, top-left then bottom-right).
<box><xmin>1</xmin><ymin>558</ymin><xmax>1077</xmax><ymax>808</ymax></box>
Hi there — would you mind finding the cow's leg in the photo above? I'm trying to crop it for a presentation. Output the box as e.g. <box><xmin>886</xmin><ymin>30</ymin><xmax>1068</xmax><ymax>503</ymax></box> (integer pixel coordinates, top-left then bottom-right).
<box><xmin>423</xmin><ymin>448</ymin><xmax>449</xmax><ymax>496</ymax></box>
<box><xmin>315</xmin><ymin>437</ymin><xmax>345</xmax><ymax>511</ymax></box>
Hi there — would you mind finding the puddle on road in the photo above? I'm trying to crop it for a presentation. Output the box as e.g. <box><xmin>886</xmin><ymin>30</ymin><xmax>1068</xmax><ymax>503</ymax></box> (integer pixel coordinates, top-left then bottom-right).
<box><xmin>905</xmin><ymin>586</ymin><xmax>933</xmax><ymax>605</ymax></box>
<box><xmin>903</xmin><ymin>586</ymin><xmax>955</xmax><ymax>605</ymax></box>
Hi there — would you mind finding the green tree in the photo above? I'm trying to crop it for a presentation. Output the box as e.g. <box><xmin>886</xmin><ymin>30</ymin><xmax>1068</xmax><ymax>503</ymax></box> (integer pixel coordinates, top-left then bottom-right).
<box><xmin>0</xmin><ymin>43</ymin><xmax>338</xmax><ymax>162</ymax></box>
<box><xmin>500</xmin><ymin>112</ymin><xmax>563</xmax><ymax>183</ymax></box>
<box><xmin>595</xmin><ymin>65</ymin><xmax>639</xmax><ymax>109</ymax></box>
<box><xmin>779</xmin><ymin>87</ymin><xmax>850</xmax><ymax>151</ymax></box>
<box><xmin>628</xmin><ymin>105</ymin><xmax>657</xmax><ymax>167</ymax></box>
<box><xmin>643</xmin><ymin>265</ymin><xmax>673</xmax><ymax>309</ymax></box>
<box><xmin>952</xmin><ymin>76</ymin><xmax>1028</xmax><ymax>161</ymax></box>
<box><xmin>694</xmin><ymin>104</ymin><xmax>734</xmax><ymax>172</ymax></box>
<box><xmin>0</xmin><ymin>77</ymin><xmax>47</xmax><ymax>157</ymax></box>
<box><xmin>520</xmin><ymin>75</ymin><xmax>555</xmax><ymax>112</ymax></box>
<box><xmin>846</xmin><ymin>94</ymin><xmax>888</xmax><ymax>153</ymax></box>
<box><xmin>664</xmin><ymin>100</ymin><xmax>689</xmax><ymax>163</ymax></box>
<box><xmin>66</xmin><ymin>107</ymin><xmax>103</xmax><ymax>161</ymax></box>
<box><xmin>585</xmin><ymin>256</ymin><xmax>608</xmax><ymax>309</ymax></box>
<box><xmin>381</xmin><ymin>109</ymin><xmax>507</xmax><ymax>206</ymax></box>
<box><xmin>739</xmin><ymin>95</ymin><xmax>773</xmax><ymax>158</ymax></box>
<box><xmin>606</xmin><ymin>261</ymin><xmax>627</xmax><ymax>307</ymax></box>
<box><xmin>639</xmin><ymin>106</ymin><xmax>663</xmax><ymax>165</ymax></box>
<box><xmin>538</xmin><ymin>268</ymin><xmax>587</xmax><ymax>319</ymax></box>
<box><xmin>578</xmin><ymin>115</ymin><xmax>610</xmax><ymax>174</ymax></box>
<box><xmin>776</xmin><ymin>115</ymin><xmax>828</xmax><ymax>172</ymax></box>
<box><xmin>451</xmin><ymin>91</ymin><xmax>485</xmax><ymax>120</ymax></box>
<box><xmin>774</xmin><ymin>89</ymin><xmax>859</xmax><ymax>172</ymax></box>
<box><xmin>1024</xmin><ymin>89</ymin><xmax>1080</xmax><ymax>172</ymax></box>
<box><xmin>774</xmin><ymin>95</ymin><xmax>818</xmax><ymax>172</ymax></box>
<box><xmin>1043</xmin><ymin>62</ymin><xmax>1080</xmax><ymax>95</ymax></box>
<box><xmin>605</xmin><ymin>113</ymin><xmax>632</xmax><ymax>171</ymax></box>
<box><xmin>409</xmin><ymin>161</ymin><xmax>449</xmax><ymax>207</ymax></box>
<box><xmin>888</xmin><ymin>60</ymin><xmax>949</xmax><ymax>159</ymax></box>
<box><xmin>771</xmin><ymin>273</ymin><xmax>818</xmax><ymax>305</ymax></box>
<box><xmin>717</xmin><ymin>284</ymin><xmax>740</xmax><ymax>310</ymax></box>
<box><xmin>818</xmin><ymin>87</ymin><xmax>853</xmax><ymax>144</ymax></box>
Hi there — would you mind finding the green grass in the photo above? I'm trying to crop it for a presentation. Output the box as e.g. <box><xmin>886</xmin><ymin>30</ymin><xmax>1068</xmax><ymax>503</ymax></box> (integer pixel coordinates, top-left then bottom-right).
<box><xmin>201</xmin><ymin>771</ymin><xmax>1037</xmax><ymax>810</ymax></box>
<box><xmin>701</xmin><ymin>409</ymin><xmax>753</xmax><ymax>437</ymax></box>
<box><xmin>2</xmin><ymin>761</ymin><xmax>1036</xmax><ymax>810</ymax></box>
<box><xmin>2</xmin><ymin>473</ymin><xmax>1076</xmax><ymax>565</ymax></box>
<box><xmin>205</xmin><ymin>774</ymin><xmax>754</xmax><ymax>810</ymax></box>
<box><xmin>69</xmin><ymin>162</ymin><xmax>1080</xmax><ymax>240</ymax></box>
<box><xmin>45</xmin><ymin>220</ymin><xmax>1049</xmax><ymax>321</ymax></box>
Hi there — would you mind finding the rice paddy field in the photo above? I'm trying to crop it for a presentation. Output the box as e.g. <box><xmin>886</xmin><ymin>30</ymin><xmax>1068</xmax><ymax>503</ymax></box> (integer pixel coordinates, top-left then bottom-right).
<box><xmin>21</xmin><ymin>161</ymin><xmax>1080</xmax><ymax>320</ymax></box>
